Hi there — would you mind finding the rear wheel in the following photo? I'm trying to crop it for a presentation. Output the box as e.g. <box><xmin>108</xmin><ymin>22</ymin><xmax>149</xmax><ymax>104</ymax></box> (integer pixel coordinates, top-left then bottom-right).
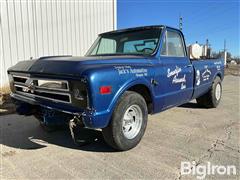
<box><xmin>102</xmin><ymin>91</ymin><xmax>148</xmax><ymax>151</ymax></box>
<box><xmin>196</xmin><ymin>76</ymin><xmax>222</xmax><ymax>108</ymax></box>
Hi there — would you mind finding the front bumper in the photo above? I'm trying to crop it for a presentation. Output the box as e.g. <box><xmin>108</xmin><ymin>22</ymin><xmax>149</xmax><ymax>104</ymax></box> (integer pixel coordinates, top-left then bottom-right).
<box><xmin>11</xmin><ymin>93</ymin><xmax>110</xmax><ymax>128</ymax></box>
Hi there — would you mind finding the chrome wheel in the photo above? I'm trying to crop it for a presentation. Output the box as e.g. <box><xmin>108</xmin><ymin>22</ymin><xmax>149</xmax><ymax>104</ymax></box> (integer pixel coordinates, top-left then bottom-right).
<box><xmin>215</xmin><ymin>83</ymin><xmax>221</xmax><ymax>101</ymax></box>
<box><xmin>122</xmin><ymin>104</ymin><xmax>143</xmax><ymax>139</ymax></box>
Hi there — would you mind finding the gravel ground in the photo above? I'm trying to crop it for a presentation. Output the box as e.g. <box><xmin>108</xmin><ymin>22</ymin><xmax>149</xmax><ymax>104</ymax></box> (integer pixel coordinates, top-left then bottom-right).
<box><xmin>0</xmin><ymin>75</ymin><xmax>239</xmax><ymax>179</ymax></box>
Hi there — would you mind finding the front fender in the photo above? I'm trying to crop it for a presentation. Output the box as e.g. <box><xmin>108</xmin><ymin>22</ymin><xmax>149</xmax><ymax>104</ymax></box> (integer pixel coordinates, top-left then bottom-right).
<box><xmin>86</xmin><ymin>77</ymin><xmax>154</xmax><ymax>128</ymax></box>
<box><xmin>84</xmin><ymin>65</ymin><xmax>155</xmax><ymax>128</ymax></box>
<box><xmin>108</xmin><ymin>77</ymin><xmax>154</xmax><ymax>114</ymax></box>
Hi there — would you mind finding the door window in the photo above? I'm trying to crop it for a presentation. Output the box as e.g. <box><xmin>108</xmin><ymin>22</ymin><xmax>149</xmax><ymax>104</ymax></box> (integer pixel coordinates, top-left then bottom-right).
<box><xmin>161</xmin><ymin>31</ymin><xmax>185</xmax><ymax>57</ymax></box>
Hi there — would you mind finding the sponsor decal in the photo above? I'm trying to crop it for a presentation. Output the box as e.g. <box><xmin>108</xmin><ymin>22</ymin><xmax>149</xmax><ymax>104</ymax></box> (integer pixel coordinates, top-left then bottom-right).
<box><xmin>167</xmin><ymin>66</ymin><xmax>181</xmax><ymax>78</ymax></box>
<box><xmin>196</xmin><ymin>70</ymin><xmax>201</xmax><ymax>86</ymax></box>
<box><xmin>214</xmin><ymin>61</ymin><xmax>222</xmax><ymax>65</ymax></box>
<box><xmin>216</xmin><ymin>65</ymin><xmax>221</xmax><ymax>71</ymax></box>
<box><xmin>114</xmin><ymin>66</ymin><xmax>148</xmax><ymax>77</ymax></box>
<box><xmin>167</xmin><ymin>66</ymin><xmax>186</xmax><ymax>89</ymax></box>
<box><xmin>202</xmin><ymin>66</ymin><xmax>212</xmax><ymax>81</ymax></box>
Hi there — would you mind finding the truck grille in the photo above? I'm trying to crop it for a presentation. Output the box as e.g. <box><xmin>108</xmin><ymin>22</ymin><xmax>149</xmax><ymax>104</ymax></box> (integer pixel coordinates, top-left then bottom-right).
<box><xmin>11</xmin><ymin>75</ymin><xmax>71</xmax><ymax>104</ymax></box>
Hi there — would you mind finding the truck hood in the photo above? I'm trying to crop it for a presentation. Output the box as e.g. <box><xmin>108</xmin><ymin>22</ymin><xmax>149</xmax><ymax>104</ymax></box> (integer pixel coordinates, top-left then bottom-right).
<box><xmin>8</xmin><ymin>55</ymin><xmax>151</xmax><ymax>76</ymax></box>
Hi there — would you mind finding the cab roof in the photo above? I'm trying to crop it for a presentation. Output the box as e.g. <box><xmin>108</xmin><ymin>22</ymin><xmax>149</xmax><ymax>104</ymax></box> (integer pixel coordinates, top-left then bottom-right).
<box><xmin>99</xmin><ymin>25</ymin><xmax>181</xmax><ymax>36</ymax></box>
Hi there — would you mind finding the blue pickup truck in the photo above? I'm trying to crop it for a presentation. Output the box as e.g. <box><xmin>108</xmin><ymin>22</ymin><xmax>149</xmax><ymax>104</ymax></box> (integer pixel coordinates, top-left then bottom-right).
<box><xmin>8</xmin><ymin>25</ymin><xmax>224</xmax><ymax>150</ymax></box>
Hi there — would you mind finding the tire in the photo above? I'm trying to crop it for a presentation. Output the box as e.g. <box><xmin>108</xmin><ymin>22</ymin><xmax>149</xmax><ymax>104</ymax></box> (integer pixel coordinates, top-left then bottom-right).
<box><xmin>196</xmin><ymin>76</ymin><xmax>222</xmax><ymax>108</ymax></box>
<box><xmin>102</xmin><ymin>91</ymin><xmax>148</xmax><ymax>151</ymax></box>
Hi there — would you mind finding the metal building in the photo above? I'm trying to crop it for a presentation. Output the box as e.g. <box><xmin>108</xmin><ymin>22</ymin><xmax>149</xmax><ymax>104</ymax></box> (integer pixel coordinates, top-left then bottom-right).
<box><xmin>0</xmin><ymin>0</ymin><xmax>117</xmax><ymax>86</ymax></box>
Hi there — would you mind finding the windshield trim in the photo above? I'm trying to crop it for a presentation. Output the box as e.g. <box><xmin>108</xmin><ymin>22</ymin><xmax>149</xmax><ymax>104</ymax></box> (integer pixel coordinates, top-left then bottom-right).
<box><xmin>87</xmin><ymin>53</ymin><xmax>151</xmax><ymax>57</ymax></box>
<box><xmin>85</xmin><ymin>27</ymin><xmax>163</xmax><ymax>57</ymax></box>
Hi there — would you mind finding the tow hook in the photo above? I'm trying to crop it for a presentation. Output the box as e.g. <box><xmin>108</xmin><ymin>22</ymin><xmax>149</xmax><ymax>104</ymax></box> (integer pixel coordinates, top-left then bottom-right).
<box><xmin>69</xmin><ymin>116</ymin><xmax>84</xmax><ymax>146</ymax></box>
<box><xmin>69</xmin><ymin>115</ymin><xmax>99</xmax><ymax>146</ymax></box>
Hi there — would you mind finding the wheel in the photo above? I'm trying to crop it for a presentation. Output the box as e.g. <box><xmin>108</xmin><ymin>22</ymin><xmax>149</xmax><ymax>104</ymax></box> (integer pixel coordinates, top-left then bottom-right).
<box><xmin>102</xmin><ymin>91</ymin><xmax>148</xmax><ymax>151</ymax></box>
<box><xmin>196</xmin><ymin>76</ymin><xmax>222</xmax><ymax>108</ymax></box>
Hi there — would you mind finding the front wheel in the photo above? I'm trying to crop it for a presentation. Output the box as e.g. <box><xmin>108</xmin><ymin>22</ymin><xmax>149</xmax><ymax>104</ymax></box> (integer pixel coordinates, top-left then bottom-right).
<box><xmin>196</xmin><ymin>76</ymin><xmax>222</xmax><ymax>108</ymax></box>
<box><xmin>102</xmin><ymin>91</ymin><xmax>148</xmax><ymax>151</ymax></box>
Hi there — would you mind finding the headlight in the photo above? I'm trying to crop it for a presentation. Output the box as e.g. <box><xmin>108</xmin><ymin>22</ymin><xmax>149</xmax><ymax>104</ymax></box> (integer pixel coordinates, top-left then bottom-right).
<box><xmin>37</xmin><ymin>80</ymin><xmax>69</xmax><ymax>91</ymax></box>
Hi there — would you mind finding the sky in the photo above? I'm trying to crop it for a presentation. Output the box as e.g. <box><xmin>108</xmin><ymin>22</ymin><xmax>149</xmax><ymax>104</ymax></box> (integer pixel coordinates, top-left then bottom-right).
<box><xmin>117</xmin><ymin>0</ymin><xmax>240</xmax><ymax>57</ymax></box>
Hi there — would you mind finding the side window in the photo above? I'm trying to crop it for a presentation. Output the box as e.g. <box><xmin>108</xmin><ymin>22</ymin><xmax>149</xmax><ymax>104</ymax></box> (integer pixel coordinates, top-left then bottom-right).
<box><xmin>97</xmin><ymin>38</ymin><xmax>116</xmax><ymax>54</ymax></box>
<box><xmin>90</xmin><ymin>43</ymin><xmax>98</xmax><ymax>55</ymax></box>
<box><xmin>161</xmin><ymin>30</ymin><xmax>185</xmax><ymax>57</ymax></box>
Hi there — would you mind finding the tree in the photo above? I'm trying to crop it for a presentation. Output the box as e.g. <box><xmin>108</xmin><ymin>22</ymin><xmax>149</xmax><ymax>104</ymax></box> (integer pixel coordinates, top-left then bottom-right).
<box><xmin>227</xmin><ymin>52</ymin><xmax>232</xmax><ymax>60</ymax></box>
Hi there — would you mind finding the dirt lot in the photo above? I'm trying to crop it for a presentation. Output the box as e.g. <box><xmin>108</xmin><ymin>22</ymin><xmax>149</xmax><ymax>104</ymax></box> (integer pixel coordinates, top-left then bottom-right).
<box><xmin>225</xmin><ymin>64</ymin><xmax>240</xmax><ymax>76</ymax></box>
<box><xmin>0</xmin><ymin>75</ymin><xmax>239</xmax><ymax>179</ymax></box>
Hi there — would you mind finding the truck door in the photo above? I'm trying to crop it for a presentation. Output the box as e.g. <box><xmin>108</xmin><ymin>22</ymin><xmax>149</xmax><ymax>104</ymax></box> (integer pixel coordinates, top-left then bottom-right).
<box><xmin>156</xmin><ymin>29</ymin><xmax>194</xmax><ymax>109</ymax></box>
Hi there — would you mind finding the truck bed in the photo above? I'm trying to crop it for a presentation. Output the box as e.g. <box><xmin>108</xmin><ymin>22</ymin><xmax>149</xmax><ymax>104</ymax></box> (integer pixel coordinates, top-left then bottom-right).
<box><xmin>192</xmin><ymin>58</ymin><xmax>224</xmax><ymax>99</ymax></box>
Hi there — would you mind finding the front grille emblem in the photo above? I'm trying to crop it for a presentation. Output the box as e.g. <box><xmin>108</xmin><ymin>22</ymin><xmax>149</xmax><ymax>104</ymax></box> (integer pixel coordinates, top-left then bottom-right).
<box><xmin>12</xmin><ymin>75</ymin><xmax>71</xmax><ymax>103</ymax></box>
<box><xmin>23</xmin><ymin>79</ymin><xmax>35</xmax><ymax>93</ymax></box>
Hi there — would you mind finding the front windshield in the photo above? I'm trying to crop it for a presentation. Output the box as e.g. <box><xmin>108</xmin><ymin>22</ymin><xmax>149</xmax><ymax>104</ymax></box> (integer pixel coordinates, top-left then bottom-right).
<box><xmin>86</xmin><ymin>28</ymin><xmax>162</xmax><ymax>56</ymax></box>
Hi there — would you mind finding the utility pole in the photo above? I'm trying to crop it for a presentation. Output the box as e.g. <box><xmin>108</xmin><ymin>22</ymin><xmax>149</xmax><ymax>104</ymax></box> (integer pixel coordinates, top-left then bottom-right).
<box><xmin>223</xmin><ymin>39</ymin><xmax>227</xmax><ymax>65</ymax></box>
<box><xmin>205</xmin><ymin>39</ymin><xmax>211</xmax><ymax>58</ymax></box>
<box><xmin>179</xmin><ymin>14</ymin><xmax>183</xmax><ymax>31</ymax></box>
<box><xmin>224</xmin><ymin>39</ymin><xmax>227</xmax><ymax>51</ymax></box>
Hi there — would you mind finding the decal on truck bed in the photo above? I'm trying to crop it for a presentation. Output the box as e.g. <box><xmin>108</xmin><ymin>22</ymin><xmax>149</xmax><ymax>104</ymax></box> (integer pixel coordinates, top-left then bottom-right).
<box><xmin>216</xmin><ymin>65</ymin><xmax>221</xmax><ymax>71</ymax></box>
<box><xmin>196</xmin><ymin>70</ymin><xmax>201</xmax><ymax>86</ymax></box>
<box><xmin>214</xmin><ymin>61</ymin><xmax>222</xmax><ymax>65</ymax></box>
<box><xmin>202</xmin><ymin>66</ymin><xmax>212</xmax><ymax>81</ymax></box>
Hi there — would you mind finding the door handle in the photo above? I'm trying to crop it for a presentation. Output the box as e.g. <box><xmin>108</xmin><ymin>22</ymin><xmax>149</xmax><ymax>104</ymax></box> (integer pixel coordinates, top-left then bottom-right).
<box><xmin>151</xmin><ymin>79</ymin><xmax>159</xmax><ymax>86</ymax></box>
<box><xmin>184</xmin><ymin>64</ymin><xmax>193</xmax><ymax>68</ymax></box>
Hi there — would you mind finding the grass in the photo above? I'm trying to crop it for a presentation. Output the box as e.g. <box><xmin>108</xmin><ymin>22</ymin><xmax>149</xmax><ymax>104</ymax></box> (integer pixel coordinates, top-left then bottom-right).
<box><xmin>0</xmin><ymin>84</ymin><xmax>11</xmax><ymax>95</ymax></box>
<box><xmin>0</xmin><ymin>84</ymin><xmax>11</xmax><ymax>105</ymax></box>
<box><xmin>0</xmin><ymin>84</ymin><xmax>15</xmax><ymax>115</ymax></box>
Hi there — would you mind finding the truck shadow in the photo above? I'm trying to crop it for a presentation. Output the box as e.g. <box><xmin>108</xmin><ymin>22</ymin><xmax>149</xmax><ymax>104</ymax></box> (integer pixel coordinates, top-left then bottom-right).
<box><xmin>0</xmin><ymin>115</ymin><xmax>115</xmax><ymax>152</ymax></box>
<box><xmin>178</xmin><ymin>102</ymin><xmax>207</xmax><ymax>109</ymax></box>
<box><xmin>1</xmin><ymin>102</ymin><xmax>204</xmax><ymax>152</ymax></box>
